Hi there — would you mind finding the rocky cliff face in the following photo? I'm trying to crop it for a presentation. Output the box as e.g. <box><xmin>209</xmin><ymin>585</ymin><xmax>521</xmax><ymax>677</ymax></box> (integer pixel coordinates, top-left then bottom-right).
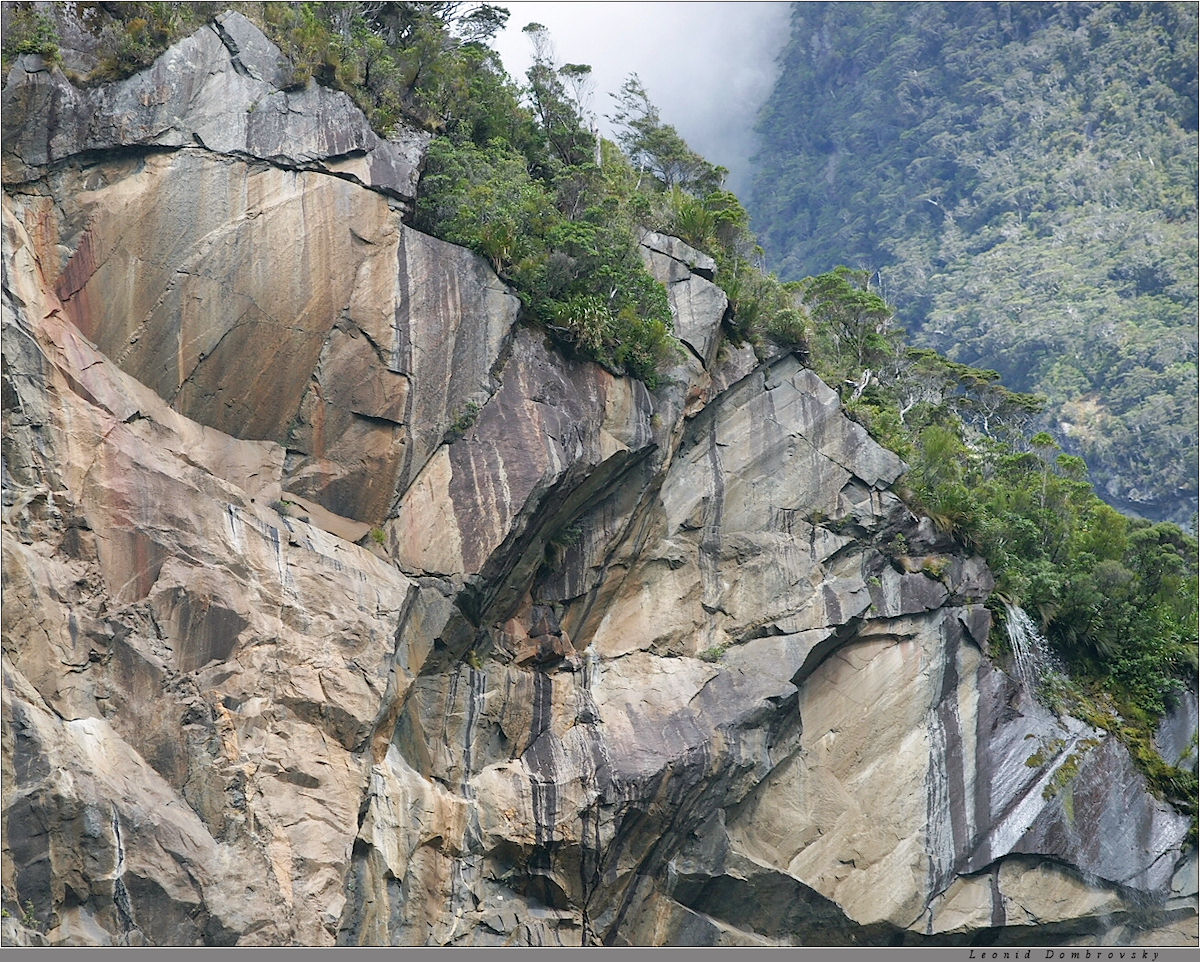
<box><xmin>2</xmin><ymin>14</ymin><xmax>1195</xmax><ymax>948</ymax></box>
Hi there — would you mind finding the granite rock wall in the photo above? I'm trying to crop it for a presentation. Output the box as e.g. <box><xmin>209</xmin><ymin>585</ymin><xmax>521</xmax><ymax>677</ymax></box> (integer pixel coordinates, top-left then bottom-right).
<box><xmin>2</xmin><ymin>12</ymin><xmax>1195</xmax><ymax>948</ymax></box>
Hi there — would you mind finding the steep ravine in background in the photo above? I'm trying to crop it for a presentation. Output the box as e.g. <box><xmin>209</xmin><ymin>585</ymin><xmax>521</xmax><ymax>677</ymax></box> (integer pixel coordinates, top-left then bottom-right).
<box><xmin>2</xmin><ymin>14</ymin><xmax>1195</xmax><ymax>948</ymax></box>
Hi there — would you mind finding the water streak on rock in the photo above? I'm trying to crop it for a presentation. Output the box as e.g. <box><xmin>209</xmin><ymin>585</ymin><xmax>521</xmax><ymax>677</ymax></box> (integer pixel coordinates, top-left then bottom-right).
<box><xmin>1005</xmin><ymin>603</ymin><xmax>1063</xmax><ymax>695</ymax></box>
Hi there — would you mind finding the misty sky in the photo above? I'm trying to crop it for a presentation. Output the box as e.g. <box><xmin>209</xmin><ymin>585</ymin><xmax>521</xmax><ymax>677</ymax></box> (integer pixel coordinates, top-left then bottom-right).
<box><xmin>490</xmin><ymin>2</ymin><xmax>791</xmax><ymax>197</ymax></box>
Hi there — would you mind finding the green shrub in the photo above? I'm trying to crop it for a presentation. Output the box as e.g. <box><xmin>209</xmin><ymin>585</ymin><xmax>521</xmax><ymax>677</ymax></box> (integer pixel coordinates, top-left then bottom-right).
<box><xmin>86</xmin><ymin>2</ymin><xmax>205</xmax><ymax>82</ymax></box>
<box><xmin>450</xmin><ymin>400</ymin><xmax>482</xmax><ymax>437</ymax></box>
<box><xmin>552</xmin><ymin>294</ymin><xmax>609</xmax><ymax>357</ymax></box>
<box><xmin>767</xmin><ymin>307</ymin><xmax>808</xmax><ymax>350</ymax></box>
<box><xmin>2</xmin><ymin>7</ymin><xmax>62</xmax><ymax>69</ymax></box>
<box><xmin>415</xmin><ymin>133</ymin><xmax>679</xmax><ymax>387</ymax></box>
<box><xmin>666</xmin><ymin>189</ymin><xmax>717</xmax><ymax>249</ymax></box>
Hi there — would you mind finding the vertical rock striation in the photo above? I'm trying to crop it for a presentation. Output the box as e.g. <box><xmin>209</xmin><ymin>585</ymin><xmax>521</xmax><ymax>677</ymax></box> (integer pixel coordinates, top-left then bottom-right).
<box><xmin>2</xmin><ymin>12</ymin><xmax>1195</xmax><ymax>948</ymax></box>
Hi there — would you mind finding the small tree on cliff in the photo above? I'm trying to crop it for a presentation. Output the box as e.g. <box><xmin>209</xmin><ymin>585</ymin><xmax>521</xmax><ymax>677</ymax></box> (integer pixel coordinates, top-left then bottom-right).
<box><xmin>608</xmin><ymin>74</ymin><xmax>723</xmax><ymax>193</ymax></box>
<box><xmin>796</xmin><ymin>266</ymin><xmax>896</xmax><ymax>372</ymax></box>
<box><xmin>522</xmin><ymin>22</ymin><xmax>596</xmax><ymax>167</ymax></box>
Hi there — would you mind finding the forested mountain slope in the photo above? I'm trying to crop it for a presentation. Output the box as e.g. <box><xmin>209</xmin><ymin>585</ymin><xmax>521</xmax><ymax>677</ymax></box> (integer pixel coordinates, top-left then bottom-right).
<box><xmin>749</xmin><ymin>1</ymin><xmax>1198</xmax><ymax>525</ymax></box>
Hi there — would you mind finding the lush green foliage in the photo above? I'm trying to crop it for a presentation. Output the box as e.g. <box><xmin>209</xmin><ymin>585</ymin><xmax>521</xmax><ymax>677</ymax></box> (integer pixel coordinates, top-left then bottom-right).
<box><xmin>750</xmin><ymin>2</ymin><xmax>1199</xmax><ymax>523</ymax></box>
<box><xmin>797</xmin><ymin>268</ymin><xmax>1198</xmax><ymax>735</ymax></box>
<box><xmin>404</xmin><ymin>17</ymin><xmax>804</xmax><ymax>384</ymax></box>
<box><xmin>410</xmin><ymin>35</ymin><xmax>680</xmax><ymax>385</ymax></box>
<box><xmin>254</xmin><ymin>2</ymin><xmax>512</xmax><ymax>132</ymax></box>
<box><xmin>1</xmin><ymin>5</ymin><xmax>63</xmax><ymax>69</ymax></box>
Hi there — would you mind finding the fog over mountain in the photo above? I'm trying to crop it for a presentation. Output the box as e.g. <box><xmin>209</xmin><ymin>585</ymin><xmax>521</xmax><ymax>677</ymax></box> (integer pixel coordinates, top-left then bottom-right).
<box><xmin>492</xmin><ymin>1</ymin><xmax>789</xmax><ymax>196</ymax></box>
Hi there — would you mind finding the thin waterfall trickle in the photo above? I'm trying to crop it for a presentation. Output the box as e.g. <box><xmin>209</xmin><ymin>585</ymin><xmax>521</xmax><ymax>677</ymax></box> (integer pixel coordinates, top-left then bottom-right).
<box><xmin>1005</xmin><ymin>603</ymin><xmax>1063</xmax><ymax>693</ymax></box>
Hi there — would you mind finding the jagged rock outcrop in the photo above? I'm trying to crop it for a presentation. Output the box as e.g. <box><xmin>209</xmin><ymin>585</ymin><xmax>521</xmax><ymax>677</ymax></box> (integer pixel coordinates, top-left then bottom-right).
<box><xmin>2</xmin><ymin>13</ymin><xmax>1196</xmax><ymax>948</ymax></box>
<box><xmin>2</xmin><ymin>12</ymin><xmax>427</xmax><ymax>205</ymax></box>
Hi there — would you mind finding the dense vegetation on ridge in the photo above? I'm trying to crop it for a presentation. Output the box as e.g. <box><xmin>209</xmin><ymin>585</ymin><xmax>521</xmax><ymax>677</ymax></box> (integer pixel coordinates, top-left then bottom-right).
<box><xmin>749</xmin><ymin>1</ymin><xmax>1199</xmax><ymax>526</ymax></box>
<box><xmin>3</xmin><ymin>1</ymin><xmax>1195</xmax><ymax>827</ymax></box>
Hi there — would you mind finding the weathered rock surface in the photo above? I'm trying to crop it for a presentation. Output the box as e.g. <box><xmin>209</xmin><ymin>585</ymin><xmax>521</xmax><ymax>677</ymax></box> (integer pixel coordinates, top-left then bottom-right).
<box><xmin>1</xmin><ymin>12</ymin><xmax>428</xmax><ymax>205</ymax></box>
<box><xmin>639</xmin><ymin>230</ymin><xmax>723</xmax><ymax>367</ymax></box>
<box><xmin>3</xmin><ymin>15</ymin><xmax>514</xmax><ymax>528</ymax></box>
<box><xmin>3</xmin><ymin>12</ymin><xmax>1196</xmax><ymax>949</ymax></box>
<box><xmin>1156</xmin><ymin>689</ymin><xmax>1199</xmax><ymax>774</ymax></box>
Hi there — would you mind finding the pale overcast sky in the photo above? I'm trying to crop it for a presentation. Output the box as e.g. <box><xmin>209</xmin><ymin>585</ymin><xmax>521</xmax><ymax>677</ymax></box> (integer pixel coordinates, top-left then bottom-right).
<box><xmin>490</xmin><ymin>2</ymin><xmax>791</xmax><ymax>196</ymax></box>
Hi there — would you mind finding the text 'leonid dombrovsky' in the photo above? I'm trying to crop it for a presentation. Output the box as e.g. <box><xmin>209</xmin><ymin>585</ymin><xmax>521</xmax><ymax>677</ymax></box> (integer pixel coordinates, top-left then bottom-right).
<box><xmin>967</xmin><ymin>952</ymin><xmax>1165</xmax><ymax>961</ymax></box>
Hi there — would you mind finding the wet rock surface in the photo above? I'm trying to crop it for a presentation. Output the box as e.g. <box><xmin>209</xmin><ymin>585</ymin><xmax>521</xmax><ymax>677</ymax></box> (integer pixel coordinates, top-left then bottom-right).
<box><xmin>2</xmin><ymin>13</ymin><xmax>1195</xmax><ymax>948</ymax></box>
